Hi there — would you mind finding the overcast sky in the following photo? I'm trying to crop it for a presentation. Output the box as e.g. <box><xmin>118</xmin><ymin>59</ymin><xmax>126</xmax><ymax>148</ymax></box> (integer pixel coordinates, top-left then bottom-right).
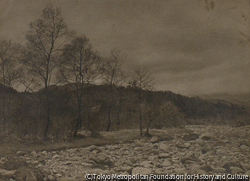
<box><xmin>1</xmin><ymin>0</ymin><xmax>250</xmax><ymax>96</ymax></box>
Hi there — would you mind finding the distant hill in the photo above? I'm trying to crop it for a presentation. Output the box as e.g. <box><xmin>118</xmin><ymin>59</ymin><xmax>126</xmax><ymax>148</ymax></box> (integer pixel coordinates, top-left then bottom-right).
<box><xmin>0</xmin><ymin>83</ymin><xmax>248</xmax><ymax>139</ymax></box>
<box><xmin>41</xmin><ymin>84</ymin><xmax>248</xmax><ymax>120</ymax></box>
<box><xmin>199</xmin><ymin>93</ymin><xmax>250</xmax><ymax>110</ymax></box>
<box><xmin>151</xmin><ymin>91</ymin><xmax>248</xmax><ymax>119</ymax></box>
<box><xmin>3</xmin><ymin>83</ymin><xmax>249</xmax><ymax>121</ymax></box>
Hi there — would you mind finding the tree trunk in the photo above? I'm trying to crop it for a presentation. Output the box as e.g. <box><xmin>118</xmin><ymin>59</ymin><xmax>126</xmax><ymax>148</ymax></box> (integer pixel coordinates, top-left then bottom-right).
<box><xmin>146</xmin><ymin>118</ymin><xmax>153</xmax><ymax>135</ymax></box>
<box><xmin>73</xmin><ymin>100</ymin><xmax>82</xmax><ymax>137</ymax></box>
<box><xmin>44</xmin><ymin>84</ymin><xmax>50</xmax><ymax>141</ymax></box>
<box><xmin>1</xmin><ymin>97</ymin><xmax>6</xmax><ymax>133</ymax></box>
<box><xmin>86</xmin><ymin>84</ymin><xmax>91</xmax><ymax>133</ymax></box>
<box><xmin>139</xmin><ymin>89</ymin><xmax>142</xmax><ymax>136</ymax></box>
<box><xmin>117</xmin><ymin>108</ymin><xmax>120</xmax><ymax>126</ymax></box>
<box><xmin>106</xmin><ymin>84</ymin><xmax>114</xmax><ymax>131</ymax></box>
<box><xmin>139</xmin><ymin>108</ymin><xmax>142</xmax><ymax>136</ymax></box>
<box><xmin>106</xmin><ymin>105</ymin><xmax>112</xmax><ymax>131</ymax></box>
<box><xmin>44</xmin><ymin>97</ymin><xmax>50</xmax><ymax>140</ymax></box>
<box><xmin>1</xmin><ymin>63</ymin><xmax>6</xmax><ymax>133</ymax></box>
<box><xmin>73</xmin><ymin>117</ymin><xmax>81</xmax><ymax>138</ymax></box>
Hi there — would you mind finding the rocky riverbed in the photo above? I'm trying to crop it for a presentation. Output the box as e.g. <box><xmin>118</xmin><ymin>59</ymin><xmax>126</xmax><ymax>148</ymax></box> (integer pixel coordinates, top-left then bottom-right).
<box><xmin>0</xmin><ymin>125</ymin><xmax>250</xmax><ymax>180</ymax></box>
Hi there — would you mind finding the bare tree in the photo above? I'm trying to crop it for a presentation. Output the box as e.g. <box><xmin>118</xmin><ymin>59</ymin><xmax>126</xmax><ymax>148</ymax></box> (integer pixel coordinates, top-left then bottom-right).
<box><xmin>58</xmin><ymin>36</ymin><xmax>101</xmax><ymax>137</ymax></box>
<box><xmin>19</xmin><ymin>3</ymin><xmax>74</xmax><ymax>140</ymax></box>
<box><xmin>0</xmin><ymin>40</ymin><xmax>20</xmax><ymax>87</ymax></box>
<box><xmin>102</xmin><ymin>48</ymin><xmax>126</xmax><ymax>131</ymax></box>
<box><xmin>143</xmin><ymin>101</ymin><xmax>184</xmax><ymax>135</ymax></box>
<box><xmin>142</xmin><ymin>100</ymin><xmax>159</xmax><ymax>136</ymax></box>
<box><xmin>0</xmin><ymin>39</ymin><xmax>21</xmax><ymax>132</ymax></box>
<box><xmin>130</xmin><ymin>66</ymin><xmax>155</xmax><ymax>136</ymax></box>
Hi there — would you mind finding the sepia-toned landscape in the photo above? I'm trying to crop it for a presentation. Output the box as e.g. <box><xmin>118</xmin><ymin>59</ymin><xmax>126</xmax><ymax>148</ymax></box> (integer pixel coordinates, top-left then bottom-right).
<box><xmin>0</xmin><ymin>0</ymin><xmax>250</xmax><ymax>180</ymax></box>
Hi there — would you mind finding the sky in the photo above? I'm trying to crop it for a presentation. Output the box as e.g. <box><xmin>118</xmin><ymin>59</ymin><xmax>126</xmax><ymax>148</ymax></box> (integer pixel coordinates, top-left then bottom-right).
<box><xmin>1</xmin><ymin>0</ymin><xmax>250</xmax><ymax>96</ymax></box>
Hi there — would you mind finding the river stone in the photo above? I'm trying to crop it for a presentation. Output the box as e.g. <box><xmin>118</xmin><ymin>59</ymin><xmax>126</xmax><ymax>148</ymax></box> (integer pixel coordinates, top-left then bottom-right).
<box><xmin>2</xmin><ymin>156</ymin><xmax>27</xmax><ymax>170</ymax></box>
<box><xmin>183</xmin><ymin>133</ymin><xmax>199</xmax><ymax>141</ymax></box>
<box><xmin>241</xmin><ymin>163</ymin><xmax>250</xmax><ymax>171</ymax></box>
<box><xmin>42</xmin><ymin>168</ymin><xmax>51</xmax><ymax>175</ymax></box>
<box><xmin>200</xmin><ymin>164</ymin><xmax>213</xmax><ymax>172</ymax></box>
<box><xmin>150</xmin><ymin>136</ymin><xmax>158</xmax><ymax>143</ymax></box>
<box><xmin>153</xmin><ymin>168</ymin><xmax>167</xmax><ymax>175</ymax></box>
<box><xmin>140</xmin><ymin>161</ymin><xmax>153</xmax><ymax>168</ymax></box>
<box><xmin>158</xmin><ymin>153</ymin><xmax>171</xmax><ymax>159</ymax></box>
<box><xmin>31</xmin><ymin>161</ymin><xmax>39</xmax><ymax>166</ymax></box>
<box><xmin>52</xmin><ymin>155</ymin><xmax>60</xmax><ymax>159</ymax></box>
<box><xmin>86</xmin><ymin>145</ymin><xmax>97</xmax><ymax>152</ymax></box>
<box><xmin>48</xmin><ymin>175</ymin><xmax>55</xmax><ymax>181</ymax></box>
<box><xmin>58</xmin><ymin>178</ymin><xmax>80</xmax><ymax>181</ymax></box>
<box><xmin>0</xmin><ymin>168</ymin><xmax>15</xmax><ymax>180</ymax></box>
<box><xmin>124</xmin><ymin>159</ymin><xmax>133</xmax><ymax>166</ymax></box>
<box><xmin>134</xmin><ymin>140</ymin><xmax>145</xmax><ymax>147</ymax></box>
<box><xmin>132</xmin><ymin>167</ymin><xmax>151</xmax><ymax>175</ymax></box>
<box><xmin>216</xmin><ymin>148</ymin><xmax>228</xmax><ymax>155</ymax></box>
<box><xmin>17</xmin><ymin>151</ymin><xmax>27</xmax><ymax>157</ymax></box>
<box><xmin>64</xmin><ymin>161</ymin><xmax>74</xmax><ymax>165</ymax></box>
<box><xmin>200</xmin><ymin>133</ymin><xmax>214</xmax><ymax>140</ymax></box>
<box><xmin>15</xmin><ymin>166</ymin><xmax>37</xmax><ymax>181</ymax></box>
<box><xmin>201</xmin><ymin>136</ymin><xmax>213</xmax><ymax>140</ymax></box>
<box><xmin>159</xmin><ymin>143</ymin><xmax>171</xmax><ymax>152</ymax></box>
<box><xmin>196</xmin><ymin>139</ymin><xmax>205</xmax><ymax>146</ymax></box>
<box><xmin>186</xmin><ymin>164</ymin><xmax>207</xmax><ymax>175</ymax></box>
<box><xmin>81</xmin><ymin>162</ymin><xmax>93</xmax><ymax>167</ymax></box>
<box><xmin>181</xmin><ymin>152</ymin><xmax>201</xmax><ymax>164</ymax></box>
<box><xmin>176</xmin><ymin>142</ymin><xmax>190</xmax><ymax>149</ymax></box>
<box><xmin>117</xmin><ymin>166</ymin><xmax>132</xmax><ymax>172</ymax></box>
<box><xmin>223</xmin><ymin>162</ymin><xmax>244</xmax><ymax>173</ymax></box>
<box><xmin>188</xmin><ymin>168</ymin><xmax>207</xmax><ymax>175</ymax></box>
<box><xmin>91</xmin><ymin>150</ymin><xmax>99</xmax><ymax>154</ymax></box>
<box><xmin>229</xmin><ymin>167</ymin><xmax>244</xmax><ymax>174</ymax></box>
<box><xmin>158</xmin><ymin>134</ymin><xmax>173</xmax><ymax>141</ymax></box>
<box><xmin>202</xmin><ymin>145</ymin><xmax>213</xmax><ymax>154</ymax></box>
<box><xmin>215</xmin><ymin>167</ymin><xmax>226</xmax><ymax>173</ymax></box>
<box><xmin>74</xmin><ymin>172</ymin><xmax>85</xmax><ymax>179</ymax></box>
<box><xmin>240</xmin><ymin>145</ymin><xmax>249</xmax><ymax>151</ymax></box>
<box><xmin>71</xmin><ymin>156</ymin><xmax>82</xmax><ymax>161</ymax></box>
<box><xmin>41</xmin><ymin>151</ymin><xmax>47</xmax><ymax>156</ymax></box>
<box><xmin>240</xmin><ymin>140</ymin><xmax>250</xmax><ymax>147</ymax></box>
<box><xmin>134</xmin><ymin>147</ymin><xmax>142</xmax><ymax>151</ymax></box>
<box><xmin>162</xmin><ymin>160</ymin><xmax>172</xmax><ymax>167</ymax></box>
<box><xmin>30</xmin><ymin>151</ymin><xmax>38</xmax><ymax>158</ymax></box>
<box><xmin>55</xmin><ymin>173</ymin><xmax>63</xmax><ymax>178</ymax></box>
<box><xmin>84</xmin><ymin>168</ymin><xmax>106</xmax><ymax>175</ymax></box>
<box><xmin>175</xmin><ymin>168</ymin><xmax>188</xmax><ymax>174</ymax></box>
<box><xmin>244</xmin><ymin>170</ymin><xmax>250</xmax><ymax>176</ymax></box>
<box><xmin>90</xmin><ymin>153</ymin><xmax>110</xmax><ymax>164</ymax></box>
<box><xmin>203</xmin><ymin>150</ymin><xmax>216</xmax><ymax>156</ymax></box>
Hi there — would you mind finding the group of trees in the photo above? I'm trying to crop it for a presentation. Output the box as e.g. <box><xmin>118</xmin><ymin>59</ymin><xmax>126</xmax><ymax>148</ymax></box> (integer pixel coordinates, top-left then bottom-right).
<box><xmin>0</xmin><ymin>4</ymin><xmax>183</xmax><ymax>141</ymax></box>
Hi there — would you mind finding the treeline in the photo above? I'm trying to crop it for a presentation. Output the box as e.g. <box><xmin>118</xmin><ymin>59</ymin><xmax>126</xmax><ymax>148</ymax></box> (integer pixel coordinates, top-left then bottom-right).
<box><xmin>0</xmin><ymin>80</ymin><xmax>248</xmax><ymax>143</ymax></box>
<box><xmin>0</xmin><ymin>82</ymin><xmax>186</xmax><ymax>143</ymax></box>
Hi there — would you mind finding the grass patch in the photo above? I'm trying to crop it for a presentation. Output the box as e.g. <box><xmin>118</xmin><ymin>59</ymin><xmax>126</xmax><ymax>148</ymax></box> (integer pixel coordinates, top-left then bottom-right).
<box><xmin>0</xmin><ymin>127</ymin><xmax>199</xmax><ymax>157</ymax></box>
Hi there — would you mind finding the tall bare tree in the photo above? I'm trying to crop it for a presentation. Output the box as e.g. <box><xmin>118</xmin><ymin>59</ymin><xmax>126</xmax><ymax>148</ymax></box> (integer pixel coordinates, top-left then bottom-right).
<box><xmin>19</xmin><ymin>3</ymin><xmax>74</xmax><ymax>140</ymax></box>
<box><xmin>58</xmin><ymin>36</ymin><xmax>101</xmax><ymax>137</ymax></box>
<box><xmin>0</xmin><ymin>39</ymin><xmax>21</xmax><ymax>132</ymax></box>
<box><xmin>0</xmin><ymin>40</ymin><xmax>20</xmax><ymax>87</ymax></box>
<box><xmin>102</xmin><ymin>48</ymin><xmax>126</xmax><ymax>131</ymax></box>
<box><xmin>130</xmin><ymin>66</ymin><xmax>154</xmax><ymax>136</ymax></box>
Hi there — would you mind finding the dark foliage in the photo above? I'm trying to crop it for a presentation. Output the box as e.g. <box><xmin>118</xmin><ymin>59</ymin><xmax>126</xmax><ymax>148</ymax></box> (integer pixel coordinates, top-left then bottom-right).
<box><xmin>0</xmin><ymin>82</ymin><xmax>248</xmax><ymax>142</ymax></box>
